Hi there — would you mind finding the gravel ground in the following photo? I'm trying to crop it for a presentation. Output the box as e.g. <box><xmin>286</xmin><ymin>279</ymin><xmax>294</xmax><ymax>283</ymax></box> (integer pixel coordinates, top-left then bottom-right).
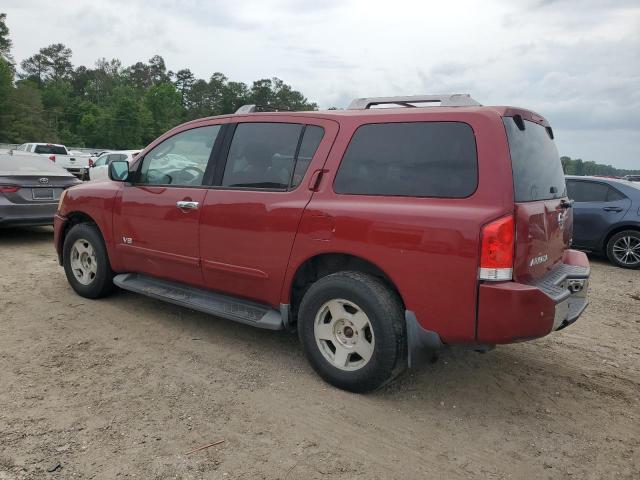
<box><xmin>0</xmin><ymin>226</ymin><xmax>638</xmax><ymax>479</ymax></box>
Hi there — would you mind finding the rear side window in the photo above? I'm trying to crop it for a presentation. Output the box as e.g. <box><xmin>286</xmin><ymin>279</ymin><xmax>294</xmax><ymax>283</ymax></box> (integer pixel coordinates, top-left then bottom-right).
<box><xmin>34</xmin><ymin>145</ymin><xmax>67</xmax><ymax>155</ymax></box>
<box><xmin>334</xmin><ymin>122</ymin><xmax>478</xmax><ymax>198</ymax></box>
<box><xmin>567</xmin><ymin>180</ymin><xmax>626</xmax><ymax>203</ymax></box>
<box><xmin>222</xmin><ymin>123</ymin><xmax>324</xmax><ymax>190</ymax></box>
<box><xmin>503</xmin><ymin>118</ymin><xmax>566</xmax><ymax>202</ymax></box>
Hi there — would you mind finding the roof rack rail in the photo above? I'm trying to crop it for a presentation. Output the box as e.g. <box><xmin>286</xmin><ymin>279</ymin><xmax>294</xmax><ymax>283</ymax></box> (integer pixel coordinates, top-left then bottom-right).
<box><xmin>347</xmin><ymin>94</ymin><xmax>481</xmax><ymax>110</ymax></box>
<box><xmin>235</xmin><ymin>104</ymin><xmax>293</xmax><ymax>114</ymax></box>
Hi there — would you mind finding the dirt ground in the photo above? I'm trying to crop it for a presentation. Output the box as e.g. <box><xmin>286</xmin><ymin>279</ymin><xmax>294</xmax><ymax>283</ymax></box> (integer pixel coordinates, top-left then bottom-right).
<box><xmin>0</xmin><ymin>227</ymin><xmax>638</xmax><ymax>480</ymax></box>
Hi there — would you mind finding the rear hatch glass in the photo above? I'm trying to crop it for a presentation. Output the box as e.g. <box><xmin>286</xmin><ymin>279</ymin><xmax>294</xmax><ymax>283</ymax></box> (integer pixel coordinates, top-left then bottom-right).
<box><xmin>34</xmin><ymin>145</ymin><xmax>67</xmax><ymax>155</ymax></box>
<box><xmin>503</xmin><ymin>117</ymin><xmax>571</xmax><ymax>281</ymax></box>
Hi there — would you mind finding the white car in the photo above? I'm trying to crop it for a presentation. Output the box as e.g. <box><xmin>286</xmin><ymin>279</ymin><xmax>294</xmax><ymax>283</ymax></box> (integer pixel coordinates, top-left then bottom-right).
<box><xmin>89</xmin><ymin>150</ymin><xmax>140</xmax><ymax>181</ymax></box>
<box><xmin>14</xmin><ymin>143</ymin><xmax>91</xmax><ymax>179</ymax></box>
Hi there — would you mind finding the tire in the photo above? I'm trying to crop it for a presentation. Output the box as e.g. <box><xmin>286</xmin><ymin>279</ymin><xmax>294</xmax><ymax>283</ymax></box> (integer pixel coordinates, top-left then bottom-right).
<box><xmin>298</xmin><ymin>271</ymin><xmax>406</xmax><ymax>393</ymax></box>
<box><xmin>62</xmin><ymin>223</ymin><xmax>115</xmax><ymax>298</ymax></box>
<box><xmin>606</xmin><ymin>230</ymin><xmax>640</xmax><ymax>269</ymax></box>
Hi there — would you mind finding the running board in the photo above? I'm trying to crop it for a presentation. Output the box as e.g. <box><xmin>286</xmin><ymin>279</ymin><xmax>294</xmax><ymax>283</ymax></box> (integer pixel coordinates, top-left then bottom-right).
<box><xmin>113</xmin><ymin>273</ymin><xmax>284</xmax><ymax>330</ymax></box>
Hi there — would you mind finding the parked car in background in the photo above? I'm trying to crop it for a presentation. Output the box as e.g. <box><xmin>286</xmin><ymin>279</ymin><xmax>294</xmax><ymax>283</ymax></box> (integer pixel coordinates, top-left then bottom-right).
<box><xmin>88</xmin><ymin>150</ymin><xmax>112</xmax><ymax>167</ymax></box>
<box><xmin>13</xmin><ymin>143</ymin><xmax>91</xmax><ymax>180</ymax></box>
<box><xmin>54</xmin><ymin>95</ymin><xmax>590</xmax><ymax>392</ymax></box>
<box><xmin>88</xmin><ymin>150</ymin><xmax>141</xmax><ymax>181</ymax></box>
<box><xmin>566</xmin><ymin>175</ymin><xmax>640</xmax><ymax>268</ymax></box>
<box><xmin>622</xmin><ymin>175</ymin><xmax>640</xmax><ymax>182</ymax></box>
<box><xmin>0</xmin><ymin>151</ymin><xmax>80</xmax><ymax>226</ymax></box>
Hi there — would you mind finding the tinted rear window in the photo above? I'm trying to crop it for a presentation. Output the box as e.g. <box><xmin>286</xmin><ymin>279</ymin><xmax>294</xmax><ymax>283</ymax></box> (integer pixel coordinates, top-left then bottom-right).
<box><xmin>503</xmin><ymin>118</ymin><xmax>566</xmax><ymax>202</ymax></box>
<box><xmin>567</xmin><ymin>180</ymin><xmax>626</xmax><ymax>203</ymax></box>
<box><xmin>334</xmin><ymin>122</ymin><xmax>478</xmax><ymax>197</ymax></box>
<box><xmin>34</xmin><ymin>145</ymin><xmax>67</xmax><ymax>155</ymax></box>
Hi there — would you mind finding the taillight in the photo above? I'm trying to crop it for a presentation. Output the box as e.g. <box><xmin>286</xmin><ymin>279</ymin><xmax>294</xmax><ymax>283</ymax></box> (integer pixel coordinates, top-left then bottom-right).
<box><xmin>49</xmin><ymin>155</ymin><xmax>56</xmax><ymax>162</ymax></box>
<box><xmin>88</xmin><ymin>158</ymin><xmax>94</xmax><ymax>167</ymax></box>
<box><xmin>0</xmin><ymin>185</ymin><xmax>20</xmax><ymax>193</ymax></box>
<box><xmin>479</xmin><ymin>215</ymin><xmax>514</xmax><ymax>281</ymax></box>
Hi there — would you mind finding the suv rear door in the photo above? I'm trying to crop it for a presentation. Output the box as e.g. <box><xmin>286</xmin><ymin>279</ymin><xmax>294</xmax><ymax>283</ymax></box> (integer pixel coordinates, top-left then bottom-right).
<box><xmin>198</xmin><ymin>116</ymin><xmax>338</xmax><ymax>306</ymax></box>
<box><xmin>566</xmin><ymin>179</ymin><xmax>631</xmax><ymax>249</ymax></box>
<box><xmin>113</xmin><ymin>124</ymin><xmax>223</xmax><ymax>287</ymax></box>
<box><xmin>503</xmin><ymin>115</ymin><xmax>572</xmax><ymax>282</ymax></box>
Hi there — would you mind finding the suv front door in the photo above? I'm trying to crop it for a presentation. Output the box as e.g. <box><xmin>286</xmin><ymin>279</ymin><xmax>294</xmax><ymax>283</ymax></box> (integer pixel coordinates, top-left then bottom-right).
<box><xmin>199</xmin><ymin>117</ymin><xmax>338</xmax><ymax>306</ymax></box>
<box><xmin>113</xmin><ymin>124</ymin><xmax>223</xmax><ymax>287</ymax></box>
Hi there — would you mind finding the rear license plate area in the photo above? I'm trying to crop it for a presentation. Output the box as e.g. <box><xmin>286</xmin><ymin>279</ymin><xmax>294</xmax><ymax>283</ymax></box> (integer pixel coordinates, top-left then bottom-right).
<box><xmin>32</xmin><ymin>188</ymin><xmax>54</xmax><ymax>200</ymax></box>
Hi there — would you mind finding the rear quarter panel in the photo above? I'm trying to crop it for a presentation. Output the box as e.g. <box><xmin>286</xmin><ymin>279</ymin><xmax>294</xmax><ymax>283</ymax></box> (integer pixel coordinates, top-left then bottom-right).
<box><xmin>283</xmin><ymin>110</ymin><xmax>515</xmax><ymax>343</ymax></box>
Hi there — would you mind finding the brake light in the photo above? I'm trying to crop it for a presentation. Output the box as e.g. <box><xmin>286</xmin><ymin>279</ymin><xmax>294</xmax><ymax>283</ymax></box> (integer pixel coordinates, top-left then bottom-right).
<box><xmin>88</xmin><ymin>158</ymin><xmax>94</xmax><ymax>167</ymax></box>
<box><xmin>49</xmin><ymin>155</ymin><xmax>56</xmax><ymax>162</ymax></box>
<box><xmin>0</xmin><ymin>185</ymin><xmax>20</xmax><ymax>193</ymax></box>
<box><xmin>479</xmin><ymin>215</ymin><xmax>514</xmax><ymax>281</ymax></box>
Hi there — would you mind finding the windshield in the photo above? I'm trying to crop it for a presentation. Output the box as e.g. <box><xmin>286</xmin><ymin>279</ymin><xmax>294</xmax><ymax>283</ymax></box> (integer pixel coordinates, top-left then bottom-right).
<box><xmin>503</xmin><ymin>117</ymin><xmax>566</xmax><ymax>202</ymax></box>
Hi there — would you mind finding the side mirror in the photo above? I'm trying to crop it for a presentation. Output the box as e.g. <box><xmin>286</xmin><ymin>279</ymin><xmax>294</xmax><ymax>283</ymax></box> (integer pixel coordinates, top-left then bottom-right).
<box><xmin>109</xmin><ymin>161</ymin><xmax>130</xmax><ymax>182</ymax></box>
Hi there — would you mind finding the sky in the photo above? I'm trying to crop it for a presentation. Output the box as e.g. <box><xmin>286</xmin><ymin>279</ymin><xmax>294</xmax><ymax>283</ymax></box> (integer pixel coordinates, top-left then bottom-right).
<box><xmin>3</xmin><ymin>0</ymin><xmax>640</xmax><ymax>169</ymax></box>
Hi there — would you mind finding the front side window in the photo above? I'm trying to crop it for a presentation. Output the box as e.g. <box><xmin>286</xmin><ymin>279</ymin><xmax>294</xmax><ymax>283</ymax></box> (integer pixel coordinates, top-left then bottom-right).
<box><xmin>139</xmin><ymin>125</ymin><xmax>221</xmax><ymax>186</ymax></box>
<box><xmin>334</xmin><ymin>122</ymin><xmax>478</xmax><ymax>197</ymax></box>
<box><xmin>222</xmin><ymin>123</ymin><xmax>323</xmax><ymax>190</ymax></box>
<box><xmin>93</xmin><ymin>154</ymin><xmax>109</xmax><ymax>167</ymax></box>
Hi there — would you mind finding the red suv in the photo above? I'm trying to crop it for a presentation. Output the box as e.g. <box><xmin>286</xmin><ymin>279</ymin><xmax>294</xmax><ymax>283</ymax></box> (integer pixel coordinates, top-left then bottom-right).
<box><xmin>54</xmin><ymin>94</ymin><xmax>590</xmax><ymax>392</ymax></box>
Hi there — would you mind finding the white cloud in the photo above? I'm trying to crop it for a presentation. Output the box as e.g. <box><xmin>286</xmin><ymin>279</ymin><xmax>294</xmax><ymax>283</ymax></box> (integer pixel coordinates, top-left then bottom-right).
<box><xmin>3</xmin><ymin>0</ymin><xmax>639</xmax><ymax>168</ymax></box>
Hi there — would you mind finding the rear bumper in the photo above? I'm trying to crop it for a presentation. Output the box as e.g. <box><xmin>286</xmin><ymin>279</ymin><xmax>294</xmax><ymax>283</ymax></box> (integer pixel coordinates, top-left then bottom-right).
<box><xmin>476</xmin><ymin>249</ymin><xmax>590</xmax><ymax>344</ymax></box>
<box><xmin>0</xmin><ymin>202</ymin><xmax>58</xmax><ymax>227</ymax></box>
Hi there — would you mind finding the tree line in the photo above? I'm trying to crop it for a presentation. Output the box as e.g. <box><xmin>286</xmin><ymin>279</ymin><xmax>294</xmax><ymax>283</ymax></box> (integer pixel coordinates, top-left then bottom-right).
<box><xmin>561</xmin><ymin>156</ymin><xmax>639</xmax><ymax>177</ymax></box>
<box><xmin>0</xmin><ymin>13</ymin><xmax>316</xmax><ymax>149</ymax></box>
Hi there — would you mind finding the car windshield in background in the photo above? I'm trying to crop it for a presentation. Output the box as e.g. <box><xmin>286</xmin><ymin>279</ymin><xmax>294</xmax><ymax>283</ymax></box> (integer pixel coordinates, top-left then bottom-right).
<box><xmin>503</xmin><ymin>117</ymin><xmax>566</xmax><ymax>202</ymax></box>
<box><xmin>34</xmin><ymin>145</ymin><xmax>67</xmax><ymax>155</ymax></box>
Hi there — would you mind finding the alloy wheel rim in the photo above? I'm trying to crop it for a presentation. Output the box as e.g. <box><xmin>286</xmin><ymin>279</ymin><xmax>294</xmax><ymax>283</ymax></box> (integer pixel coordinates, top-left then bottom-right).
<box><xmin>612</xmin><ymin>235</ymin><xmax>640</xmax><ymax>265</ymax></box>
<box><xmin>70</xmin><ymin>238</ymin><xmax>98</xmax><ymax>285</ymax></box>
<box><xmin>314</xmin><ymin>298</ymin><xmax>375</xmax><ymax>371</ymax></box>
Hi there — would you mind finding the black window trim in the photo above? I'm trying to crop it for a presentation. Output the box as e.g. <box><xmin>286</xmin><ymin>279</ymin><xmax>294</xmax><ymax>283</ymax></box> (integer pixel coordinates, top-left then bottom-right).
<box><xmin>332</xmin><ymin>120</ymin><xmax>479</xmax><ymax>199</ymax></box>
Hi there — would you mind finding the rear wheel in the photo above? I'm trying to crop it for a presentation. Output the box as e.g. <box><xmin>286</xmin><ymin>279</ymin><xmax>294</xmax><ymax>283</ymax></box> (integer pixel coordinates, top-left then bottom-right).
<box><xmin>606</xmin><ymin>230</ymin><xmax>640</xmax><ymax>269</ymax></box>
<box><xmin>298</xmin><ymin>271</ymin><xmax>406</xmax><ymax>392</ymax></box>
<box><xmin>63</xmin><ymin>223</ymin><xmax>115</xmax><ymax>298</ymax></box>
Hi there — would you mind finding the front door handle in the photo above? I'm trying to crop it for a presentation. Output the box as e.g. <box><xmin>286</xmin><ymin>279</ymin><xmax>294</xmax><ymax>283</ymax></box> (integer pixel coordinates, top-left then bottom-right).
<box><xmin>603</xmin><ymin>206</ymin><xmax>623</xmax><ymax>212</ymax></box>
<box><xmin>176</xmin><ymin>200</ymin><xmax>199</xmax><ymax>210</ymax></box>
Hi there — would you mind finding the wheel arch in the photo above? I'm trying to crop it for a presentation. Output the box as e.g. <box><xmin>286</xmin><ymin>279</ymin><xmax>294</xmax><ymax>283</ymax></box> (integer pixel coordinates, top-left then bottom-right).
<box><xmin>58</xmin><ymin>211</ymin><xmax>103</xmax><ymax>262</ymax></box>
<box><xmin>286</xmin><ymin>252</ymin><xmax>405</xmax><ymax>326</ymax></box>
<box><xmin>602</xmin><ymin>222</ymin><xmax>640</xmax><ymax>251</ymax></box>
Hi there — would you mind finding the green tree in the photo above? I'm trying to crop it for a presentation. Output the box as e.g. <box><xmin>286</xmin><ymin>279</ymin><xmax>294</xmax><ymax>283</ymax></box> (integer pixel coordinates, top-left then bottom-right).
<box><xmin>174</xmin><ymin>68</ymin><xmax>195</xmax><ymax>107</ymax></box>
<box><xmin>0</xmin><ymin>58</ymin><xmax>14</xmax><ymax>141</ymax></box>
<box><xmin>145</xmin><ymin>81</ymin><xmax>183</xmax><ymax>138</ymax></box>
<box><xmin>3</xmin><ymin>80</ymin><xmax>57</xmax><ymax>142</ymax></box>
<box><xmin>0</xmin><ymin>13</ymin><xmax>13</xmax><ymax>63</ymax></box>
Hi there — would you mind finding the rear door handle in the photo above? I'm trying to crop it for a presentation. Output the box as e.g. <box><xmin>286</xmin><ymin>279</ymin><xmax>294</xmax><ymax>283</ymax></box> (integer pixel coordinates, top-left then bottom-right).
<box><xmin>176</xmin><ymin>200</ymin><xmax>199</xmax><ymax>210</ymax></box>
<box><xmin>603</xmin><ymin>206</ymin><xmax>623</xmax><ymax>212</ymax></box>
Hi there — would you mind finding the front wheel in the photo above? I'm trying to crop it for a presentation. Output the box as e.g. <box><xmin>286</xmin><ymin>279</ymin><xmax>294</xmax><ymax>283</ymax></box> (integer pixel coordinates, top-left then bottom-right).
<box><xmin>298</xmin><ymin>271</ymin><xmax>406</xmax><ymax>393</ymax></box>
<box><xmin>62</xmin><ymin>223</ymin><xmax>115</xmax><ymax>298</ymax></box>
<box><xmin>606</xmin><ymin>230</ymin><xmax>640</xmax><ymax>269</ymax></box>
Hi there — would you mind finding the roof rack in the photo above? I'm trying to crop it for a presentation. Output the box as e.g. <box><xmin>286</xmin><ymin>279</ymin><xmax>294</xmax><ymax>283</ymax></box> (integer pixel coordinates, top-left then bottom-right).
<box><xmin>235</xmin><ymin>104</ymin><xmax>293</xmax><ymax>114</ymax></box>
<box><xmin>347</xmin><ymin>94</ymin><xmax>481</xmax><ymax>110</ymax></box>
